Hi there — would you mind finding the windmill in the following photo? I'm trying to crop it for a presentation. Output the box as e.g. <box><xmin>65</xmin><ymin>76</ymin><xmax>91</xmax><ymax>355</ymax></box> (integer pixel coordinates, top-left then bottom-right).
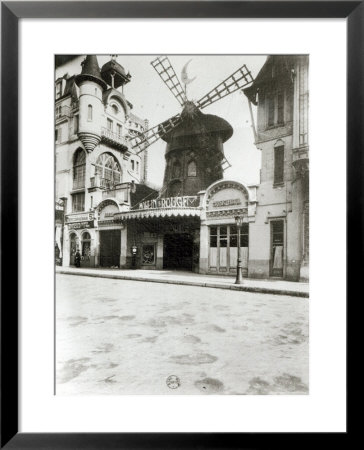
<box><xmin>130</xmin><ymin>56</ymin><xmax>254</xmax><ymax>197</ymax></box>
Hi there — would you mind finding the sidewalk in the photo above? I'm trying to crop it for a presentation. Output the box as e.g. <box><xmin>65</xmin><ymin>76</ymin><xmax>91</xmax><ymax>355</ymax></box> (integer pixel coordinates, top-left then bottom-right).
<box><xmin>56</xmin><ymin>266</ymin><xmax>309</xmax><ymax>298</ymax></box>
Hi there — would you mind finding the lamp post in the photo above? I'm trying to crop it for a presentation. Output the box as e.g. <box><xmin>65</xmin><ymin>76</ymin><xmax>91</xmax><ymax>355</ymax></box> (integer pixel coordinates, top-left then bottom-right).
<box><xmin>235</xmin><ymin>215</ymin><xmax>244</xmax><ymax>284</ymax></box>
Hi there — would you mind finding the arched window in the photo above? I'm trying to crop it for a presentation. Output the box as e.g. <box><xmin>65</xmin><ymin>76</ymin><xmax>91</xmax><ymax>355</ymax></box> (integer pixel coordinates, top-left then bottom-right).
<box><xmin>172</xmin><ymin>161</ymin><xmax>181</xmax><ymax>178</ymax></box>
<box><xmin>109</xmin><ymin>99</ymin><xmax>126</xmax><ymax>122</ymax></box>
<box><xmin>95</xmin><ymin>153</ymin><xmax>122</xmax><ymax>188</ymax></box>
<box><xmin>82</xmin><ymin>232</ymin><xmax>91</xmax><ymax>260</ymax></box>
<box><xmin>73</xmin><ymin>148</ymin><xmax>86</xmax><ymax>189</ymax></box>
<box><xmin>187</xmin><ymin>160</ymin><xmax>197</xmax><ymax>177</ymax></box>
<box><xmin>88</xmin><ymin>104</ymin><xmax>93</xmax><ymax>121</ymax></box>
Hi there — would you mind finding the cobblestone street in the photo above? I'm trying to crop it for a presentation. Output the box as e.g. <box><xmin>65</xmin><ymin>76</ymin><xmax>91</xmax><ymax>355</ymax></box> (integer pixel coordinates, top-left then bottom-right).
<box><xmin>56</xmin><ymin>274</ymin><xmax>309</xmax><ymax>395</ymax></box>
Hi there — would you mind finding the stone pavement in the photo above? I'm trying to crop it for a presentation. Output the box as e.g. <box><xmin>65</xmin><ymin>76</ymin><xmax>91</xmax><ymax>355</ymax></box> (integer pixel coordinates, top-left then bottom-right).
<box><xmin>56</xmin><ymin>266</ymin><xmax>309</xmax><ymax>298</ymax></box>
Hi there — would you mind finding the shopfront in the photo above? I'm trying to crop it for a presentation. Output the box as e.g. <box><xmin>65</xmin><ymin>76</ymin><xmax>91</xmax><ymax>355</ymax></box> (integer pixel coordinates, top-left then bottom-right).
<box><xmin>199</xmin><ymin>180</ymin><xmax>256</xmax><ymax>276</ymax></box>
<box><xmin>65</xmin><ymin>211</ymin><xmax>96</xmax><ymax>267</ymax></box>
<box><xmin>114</xmin><ymin>195</ymin><xmax>201</xmax><ymax>271</ymax></box>
<box><xmin>97</xmin><ymin>199</ymin><xmax>124</xmax><ymax>268</ymax></box>
<box><xmin>208</xmin><ymin>223</ymin><xmax>249</xmax><ymax>275</ymax></box>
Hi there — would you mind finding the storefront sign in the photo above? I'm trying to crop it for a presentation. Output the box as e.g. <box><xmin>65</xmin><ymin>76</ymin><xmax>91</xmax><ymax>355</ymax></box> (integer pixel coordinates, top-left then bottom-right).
<box><xmin>68</xmin><ymin>220</ymin><xmax>94</xmax><ymax>230</ymax></box>
<box><xmin>138</xmin><ymin>196</ymin><xmax>199</xmax><ymax>210</ymax></box>
<box><xmin>66</xmin><ymin>212</ymin><xmax>94</xmax><ymax>223</ymax></box>
<box><xmin>212</xmin><ymin>198</ymin><xmax>241</xmax><ymax>208</ymax></box>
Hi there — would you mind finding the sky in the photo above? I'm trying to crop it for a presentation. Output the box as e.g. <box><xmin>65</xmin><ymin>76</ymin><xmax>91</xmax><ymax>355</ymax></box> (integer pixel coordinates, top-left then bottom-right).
<box><xmin>56</xmin><ymin>55</ymin><xmax>267</xmax><ymax>187</ymax></box>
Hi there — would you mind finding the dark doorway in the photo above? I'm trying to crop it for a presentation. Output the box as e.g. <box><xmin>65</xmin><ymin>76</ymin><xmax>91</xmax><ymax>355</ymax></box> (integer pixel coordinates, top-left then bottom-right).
<box><xmin>163</xmin><ymin>233</ymin><xmax>193</xmax><ymax>270</ymax></box>
<box><xmin>100</xmin><ymin>230</ymin><xmax>121</xmax><ymax>267</ymax></box>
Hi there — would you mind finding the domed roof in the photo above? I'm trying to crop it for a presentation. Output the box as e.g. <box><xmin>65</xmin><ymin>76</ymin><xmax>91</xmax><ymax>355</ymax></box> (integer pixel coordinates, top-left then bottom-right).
<box><xmin>161</xmin><ymin>106</ymin><xmax>233</xmax><ymax>144</ymax></box>
<box><xmin>101</xmin><ymin>58</ymin><xmax>131</xmax><ymax>89</ymax></box>
<box><xmin>75</xmin><ymin>55</ymin><xmax>107</xmax><ymax>90</ymax></box>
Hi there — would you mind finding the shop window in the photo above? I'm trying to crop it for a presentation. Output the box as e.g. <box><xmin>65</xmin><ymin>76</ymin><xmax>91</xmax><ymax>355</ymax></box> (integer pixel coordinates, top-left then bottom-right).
<box><xmin>229</xmin><ymin>225</ymin><xmax>249</xmax><ymax>247</ymax></box>
<box><xmin>88</xmin><ymin>104</ymin><xmax>93</xmax><ymax>121</ymax></box>
<box><xmin>210</xmin><ymin>226</ymin><xmax>217</xmax><ymax>247</ymax></box>
<box><xmin>73</xmin><ymin>148</ymin><xmax>86</xmax><ymax>189</ymax></box>
<box><xmin>95</xmin><ymin>153</ymin><xmax>122</xmax><ymax>187</ymax></box>
<box><xmin>82</xmin><ymin>232</ymin><xmax>91</xmax><ymax>261</ymax></box>
<box><xmin>187</xmin><ymin>160</ymin><xmax>197</xmax><ymax>177</ymax></box>
<box><xmin>142</xmin><ymin>244</ymin><xmax>155</xmax><ymax>265</ymax></box>
<box><xmin>219</xmin><ymin>226</ymin><xmax>228</xmax><ymax>248</ymax></box>
<box><xmin>72</xmin><ymin>192</ymin><xmax>85</xmax><ymax>212</ymax></box>
<box><xmin>274</xmin><ymin>146</ymin><xmax>284</xmax><ymax>185</ymax></box>
<box><xmin>271</xmin><ymin>220</ymin><xmax>284</xmax><ymax>277</ymax></box>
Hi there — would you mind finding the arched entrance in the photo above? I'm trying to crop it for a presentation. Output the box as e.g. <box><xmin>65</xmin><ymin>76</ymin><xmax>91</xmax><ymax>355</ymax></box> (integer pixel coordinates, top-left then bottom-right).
<box><xmin>69</xmin><ymin>233</ymin><xmax>77</xmax><ymax>266</ymax></box>
<box><xmin>81</xmin><ymin>231</ymin><xmax>91</xmax><ymax>267</ymax></box>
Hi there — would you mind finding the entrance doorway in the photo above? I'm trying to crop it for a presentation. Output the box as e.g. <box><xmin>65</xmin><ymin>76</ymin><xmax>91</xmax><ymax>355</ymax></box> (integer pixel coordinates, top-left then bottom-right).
<box><xmin>270</xmin><ymin>220</ymin><xmax>284</xmax><ymax>277</ymax></box>
<box><xmin>163</xmin><ymin>233</ymin><xmax>193</xmax><ymax>270</ymax></box>
<box><xmin>99</xmin><ymin>230</ymin><xmax>121</xmax><ymax>267</ymax></box>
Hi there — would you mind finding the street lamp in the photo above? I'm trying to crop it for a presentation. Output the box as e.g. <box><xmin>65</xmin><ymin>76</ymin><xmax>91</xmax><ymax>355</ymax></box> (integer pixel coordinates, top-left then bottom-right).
<box><xmin>235</xmin><ymin>214</ymin><xmax>244</xmax><ymax>284</ymax></box>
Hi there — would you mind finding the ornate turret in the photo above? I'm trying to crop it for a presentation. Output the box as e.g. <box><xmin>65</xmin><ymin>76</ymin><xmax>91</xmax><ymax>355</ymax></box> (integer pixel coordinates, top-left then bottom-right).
<box><xmin>75</xmin><ymin>55</ymin><xmax>107</xmax><ymax>90</ymax></box>
<box><xmin>161</xmin><ymin>101</ymin><xmax>233</xmax><ymax>197</ymax></box>
<box><xmin>75</xmin><ymin>55</ymin><xmax>106</xmax><ymax>152</ymax></box>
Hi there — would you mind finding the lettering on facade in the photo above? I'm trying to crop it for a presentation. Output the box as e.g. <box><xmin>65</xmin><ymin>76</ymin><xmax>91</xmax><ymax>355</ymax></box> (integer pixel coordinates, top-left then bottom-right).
<box><xmin>212</xmin><ymin>198</ymin><xmax>241</xmax><ymax>208</ymax></box>
<box><xmin>66</xmin><ymin>212</ymin><xmax>94</xmax><ymax>223</ymax></box>
<box><xmin>68</xmin><ymin>220</ymin><xmax>94</xmax><ymax>230</ymax></box>
<box><xmin>138</xmin><ymin>196</ymin><xmax>199</xmax><ymax>210</ymax></box>
<box><xmin>206</xmin><ymin>208</ymin><xmax>248</xmax><ymax>218</ymax></box>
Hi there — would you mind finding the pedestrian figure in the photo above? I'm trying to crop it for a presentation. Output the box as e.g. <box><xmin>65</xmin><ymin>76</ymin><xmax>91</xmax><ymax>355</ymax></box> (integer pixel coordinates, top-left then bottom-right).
<box><xmin>75</xmin><ymin>249</ymin><xmax>81</xmax><ymax>268</ymax></box>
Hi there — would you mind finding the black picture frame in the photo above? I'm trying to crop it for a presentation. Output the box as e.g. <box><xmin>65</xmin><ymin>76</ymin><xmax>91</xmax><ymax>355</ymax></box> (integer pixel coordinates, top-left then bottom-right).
<box><xmin>1</xmin><ymin>1</ymin><xmax>359</xmax><ymax>448</ymax></box>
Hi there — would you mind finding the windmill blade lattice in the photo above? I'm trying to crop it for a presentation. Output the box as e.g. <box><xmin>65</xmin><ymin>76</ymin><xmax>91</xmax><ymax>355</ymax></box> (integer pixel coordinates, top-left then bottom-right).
<box><xmin>197</xmin><ymin>64</ymin><xmax>253</xmax><ymax>109</ymax></box>
<box><xmin>151</xmin><ymin>56</ymin><xmax>187</xmax><ymax>107</ymax></box>
<box><xmin>130</xmin><ymin>113</ymin><xmax>182</xmax><ymax>154</ymax></box>
<box><xmin>221</xmin><ymin>156</ymin><xmax>231</xmax><ymax>172</ymax></box>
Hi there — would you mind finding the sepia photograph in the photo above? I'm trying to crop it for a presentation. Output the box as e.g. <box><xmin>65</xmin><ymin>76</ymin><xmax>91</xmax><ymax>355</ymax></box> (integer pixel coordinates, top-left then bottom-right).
<box><xmin>55</xmin><ymin>54</ymin><xmax>309</xmax><ymax>395</ymax></box>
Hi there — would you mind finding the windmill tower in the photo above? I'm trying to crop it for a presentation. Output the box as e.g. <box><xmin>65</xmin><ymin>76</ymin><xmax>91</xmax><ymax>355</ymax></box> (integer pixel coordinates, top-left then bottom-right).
<box><xmin>130</xmin><ymin>56</ymin><xmax>254</xmax><ymax>196</ymax></box>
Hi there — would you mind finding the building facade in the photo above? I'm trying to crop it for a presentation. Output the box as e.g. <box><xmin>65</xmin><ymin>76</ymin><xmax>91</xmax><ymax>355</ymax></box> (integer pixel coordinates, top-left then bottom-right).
<box><xmin>55</xmin><ymin>55</ymin><xmax>150</xmax><ymax>268</ymax></box>
<box><xmin>244</xmin><ymin>55</ymin><xmax>309</xmax><ymax>281</ymax></box>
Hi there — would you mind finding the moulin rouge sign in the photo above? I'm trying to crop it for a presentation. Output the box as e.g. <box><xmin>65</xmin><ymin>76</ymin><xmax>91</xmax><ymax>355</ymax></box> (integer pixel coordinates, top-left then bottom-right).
<box><xmin>138</xmin><ymin>196</ymin><xmax>199</xmax><ymax>210</ymax></box>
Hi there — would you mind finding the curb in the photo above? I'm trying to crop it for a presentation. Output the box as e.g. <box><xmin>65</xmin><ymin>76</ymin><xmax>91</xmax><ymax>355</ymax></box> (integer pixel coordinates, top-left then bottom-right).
<box><xmin>56</xmin><ymin>270</ymin><xmax>309</xmax><ymax>298</ymax></box>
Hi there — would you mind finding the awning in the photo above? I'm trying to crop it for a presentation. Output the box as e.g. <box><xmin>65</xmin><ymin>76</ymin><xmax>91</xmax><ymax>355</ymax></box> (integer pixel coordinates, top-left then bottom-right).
<box><xmin>114</xmin><ymin>207</ymin><xmax>201</xmax><ymax>221</ymax></box>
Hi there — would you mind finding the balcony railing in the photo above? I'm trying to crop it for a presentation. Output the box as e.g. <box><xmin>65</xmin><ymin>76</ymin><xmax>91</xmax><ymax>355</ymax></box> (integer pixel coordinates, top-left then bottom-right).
<box><xmin>101</xmin><ymin>127</ymin><xmax>129</xmax><ymax>149</ymax></box>
<box><xmin>90</xmin><ymin>176</ymin><xmax>116</xmax><ymax>190</ymax></box>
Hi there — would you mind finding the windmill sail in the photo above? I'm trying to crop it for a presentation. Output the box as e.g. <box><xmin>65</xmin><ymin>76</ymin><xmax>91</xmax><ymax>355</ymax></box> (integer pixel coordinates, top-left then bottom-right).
<box><xmin>197</xmin><ymin>64</ymin><xmax>254</xmax><ymax>109</ymax></box>
<box><xmin>130</xmin><ymin>113</ymin><xmax>182</xmax><ymax>154</ymax></box>
<box><xmin>151</xmin><ymin>56</ymin><xmax>187</xmax><ymax>106</ymax></box>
